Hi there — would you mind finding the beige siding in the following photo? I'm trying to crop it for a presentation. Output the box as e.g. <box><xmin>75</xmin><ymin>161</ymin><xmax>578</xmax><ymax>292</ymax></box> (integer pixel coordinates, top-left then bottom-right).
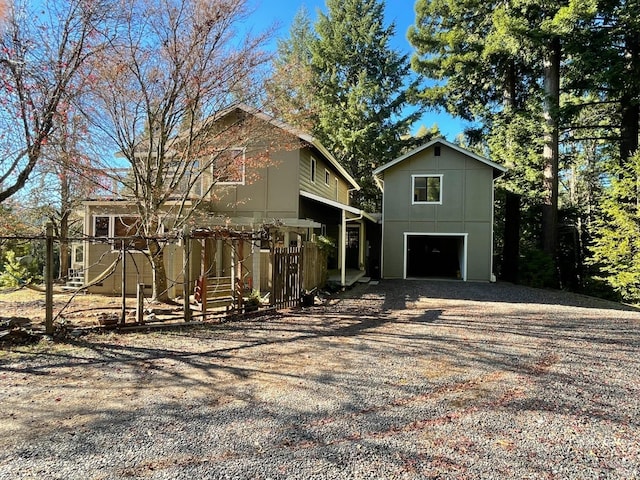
<box><xmin>210</xmin><ymin>148</ymin><xmax>300</xmax><ymax>219</ymax></box>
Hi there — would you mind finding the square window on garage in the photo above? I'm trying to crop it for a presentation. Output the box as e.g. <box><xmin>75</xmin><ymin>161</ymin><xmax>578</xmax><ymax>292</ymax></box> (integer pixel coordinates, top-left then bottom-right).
<box><xmin>412</xmin><ymin>174</ymin><xmax>442</xmax><ymax>204</ymax></box>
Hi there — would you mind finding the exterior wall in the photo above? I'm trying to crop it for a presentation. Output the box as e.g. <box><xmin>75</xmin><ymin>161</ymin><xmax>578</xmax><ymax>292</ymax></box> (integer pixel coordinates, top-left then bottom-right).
<box><xmin>84</xmin><ymin>203</ymin><xmax>182</xmax><ymax>295</ymax></box>
<box><xmin>210</xmin><ymin>147</ymin><xmax>301</xmax><ymax>220</ymax></box>
<box><xmin>299</xmin><ymin>148</ymin><xmax>351</xmax><ymax>204</ymax></box>
<box><xmin>381</xmin><ymin>144</ymin><xmax>495</xmax><ymax>281</ymax></box>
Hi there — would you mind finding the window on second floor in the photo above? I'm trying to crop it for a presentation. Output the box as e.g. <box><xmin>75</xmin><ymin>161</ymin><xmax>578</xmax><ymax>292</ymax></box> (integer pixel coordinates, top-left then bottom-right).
<box><xmin>412</xmin><ymin>174</ymin><xmax>442</xmax><ymax>204</ymax></box>
<box><xmin>310</xmin><ymin>156</ymin><xmax>317</xmax><ymax>183</ymax></box>
<box><xmin>213</xmin><ymin>148</ymin><xmax>245</xmax><ymax>185</ymax></box>
<box><xmin>325</xmin><ymin>168</ymin><xmax>330</xmax><ymax>185</ymax></box>
<box><xmin>166</xmin><ymin>160</ymin><xmax>203</xmax><ymax>197</ymax></box>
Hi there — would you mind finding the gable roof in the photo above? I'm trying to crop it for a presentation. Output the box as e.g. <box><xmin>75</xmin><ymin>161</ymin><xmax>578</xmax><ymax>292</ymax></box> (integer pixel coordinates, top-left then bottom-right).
<box><xmin>221</xmin><ymin>104</ymin><xmax>360</xmax><ymax>191</ymax></box>
<box><xmin>373</xmin><ymin>138</ymin><xmax>507</xmax><ymax>179</ymax></box>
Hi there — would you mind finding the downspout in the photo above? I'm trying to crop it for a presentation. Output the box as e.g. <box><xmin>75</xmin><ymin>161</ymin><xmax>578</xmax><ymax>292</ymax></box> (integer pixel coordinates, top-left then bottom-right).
<box><xmin>341</xmin><ymin>209</ymin><xmax>347</xmax><ymax>287</ymax></box>
<box><xmin>376</xmin><ymin>175</ymin><xmax>385</xmax><ymax>279</ymax></box>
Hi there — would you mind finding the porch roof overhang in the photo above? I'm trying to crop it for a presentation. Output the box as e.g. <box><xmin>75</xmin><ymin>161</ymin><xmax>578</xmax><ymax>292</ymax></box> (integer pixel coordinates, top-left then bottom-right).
<box><xmin>196</xmin><ymin>216</ymin><xmax>320</xmax><ymax>229</ymax></box>
<box><xmin>299</xmin><ymin>190</ymin><xmax>379</xmax><ymax>223</ymax></box>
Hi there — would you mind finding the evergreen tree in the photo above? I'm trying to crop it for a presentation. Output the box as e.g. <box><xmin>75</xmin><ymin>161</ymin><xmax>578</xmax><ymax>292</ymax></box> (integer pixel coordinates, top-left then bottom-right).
<box><xmin>265</xmin><ymin>7</ymin><xmax>318</xmax><ymax>131</ymax></box>
<box><xmin>310</xmin><ymin>0</ymin><xmax>421</xmax><ymax>211</ymax></box>
<box><xmin>269</xmin><ymin>0</ymin><xmax>422</xmax><ymax>211</ymax></box>
<box><xmin>409</xmin><ymin>0</ymin><xmax>596</xmax><ymax>281</ymax></box>
<box><xmin>589</xmin><ymin>152</ymin><xmax>640</xmax><ymax>302</ymax></box>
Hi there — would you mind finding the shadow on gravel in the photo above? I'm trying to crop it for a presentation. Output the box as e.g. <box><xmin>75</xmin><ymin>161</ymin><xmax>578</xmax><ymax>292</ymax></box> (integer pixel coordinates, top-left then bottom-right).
<box><xmin>2</xmin><ymin>279</ymin><xmax>640</xmax><ymax>479</ymax></box>
<box><xmin>367</xmin><ymin>279</ymin><xmax>640</xmax><ymax>312</ymax></box>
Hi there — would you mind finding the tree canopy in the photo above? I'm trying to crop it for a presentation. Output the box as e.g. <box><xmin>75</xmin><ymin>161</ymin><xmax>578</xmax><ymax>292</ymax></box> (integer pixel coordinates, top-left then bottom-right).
<box><xmin>269</xmin><ymin>0</ymin><xmax>425</xmax><ymax>212</ymax></box>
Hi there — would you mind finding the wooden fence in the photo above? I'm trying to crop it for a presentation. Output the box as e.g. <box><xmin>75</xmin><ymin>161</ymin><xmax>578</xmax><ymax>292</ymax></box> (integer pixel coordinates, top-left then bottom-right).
<box><xmin>270</xmin><ymin>243</ymin><xmax>327</xmax><ymax>309</ymax></box>
<box><xmin>302</xmin><ymin>241</ymin><xmax>326</xmax><ymax>292</ymax></box>
<box><xmin>271</xmin><ymin>247</ymin><xmax>302</xmax><ymax>308</ymax></box>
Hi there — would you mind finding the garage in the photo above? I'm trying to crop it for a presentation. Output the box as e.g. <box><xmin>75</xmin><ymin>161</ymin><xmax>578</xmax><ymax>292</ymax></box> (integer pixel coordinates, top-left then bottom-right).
<box><xmin>404</xmin><ymin>233</ymin><xmax>467</xmax><ymax>280</ymax></box>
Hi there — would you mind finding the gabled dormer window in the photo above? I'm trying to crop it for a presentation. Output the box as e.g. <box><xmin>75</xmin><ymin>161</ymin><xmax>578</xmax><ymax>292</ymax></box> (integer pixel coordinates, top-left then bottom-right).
<box><xmin>412</xmin><ymin>174</ymin><xmax>442</xmax><ymax>204</ymax></box>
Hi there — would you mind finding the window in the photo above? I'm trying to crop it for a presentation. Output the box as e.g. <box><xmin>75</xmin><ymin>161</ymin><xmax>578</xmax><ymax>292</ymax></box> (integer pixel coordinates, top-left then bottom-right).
<box><xmin>325</xmin><ymin>168</ymin><xmax>330</xmax><ymax>185</ymax></box>
<box><xmin>434</xmin><ymin>146</ymin><xmax>441</xmax><ymax>156</ymax></box>
<box><xmin>74</xmin><ymin>246</ymin><xmax>83</xmax><ymax>263</ymax></box>
<box><xmin>310</xmin><ymin>157</ymin><xmax>316</xmax><ymax>183</ymax></box>
<box><xmin>170</xmin><ymin>160</ymin><xmax>202</xmax><ymax>197</ymax></box>
<box><xmin>113</xmin><ymin>216</ymin><xmax>147</xmax><ymax>250</ymax></box>
<box><xmin>93</xmin><ymin>215</ymin><xmax>148</xmax><ymax>251</ymax></box>
<box><xmin>213</xmin><ymin>148</ymin><xmax>245</xmax><ymax>185</ymax></box>
<box><xmin>412</xmin><ymin>175</ymin><xmax>442</xmax><ymax>204</ymax></box>
<box><xmin>94</xmin><ymin>216</ymin><xmax>109</xmax><ymax>237</ymax></box>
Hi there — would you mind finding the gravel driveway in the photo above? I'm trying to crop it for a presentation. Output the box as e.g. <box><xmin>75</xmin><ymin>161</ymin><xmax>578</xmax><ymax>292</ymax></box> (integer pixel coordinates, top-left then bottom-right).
<box><xmin>1</xmin><ymin>280</ymin><xmax>639</xmax><ymax>479</ymax></box>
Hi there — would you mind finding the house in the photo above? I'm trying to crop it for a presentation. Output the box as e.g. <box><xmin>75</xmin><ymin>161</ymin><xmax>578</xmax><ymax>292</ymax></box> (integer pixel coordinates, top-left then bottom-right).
<box><xmin>74</xmin><ymin>105</ymin><xmax>377</xmax><ymax>299</ymax></box>
<box><xmin>372</xmin><ymin>138</ymin><xmax>506</xmax><ymax>282</ymax></box>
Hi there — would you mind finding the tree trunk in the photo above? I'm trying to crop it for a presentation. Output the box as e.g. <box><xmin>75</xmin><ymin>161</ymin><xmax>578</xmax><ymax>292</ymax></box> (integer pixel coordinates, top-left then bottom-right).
<box><xmin>58</xmin><ymin>174</ymin><xmax>71</xmax><ymax>280</ymax></box>
<box><xmin>502</xmin><ymin>191</ymin><xmax>521</xmax><ymax>283</ymax></box>
<box><xmin>148</xmin><ymin>239</ymin><xmax>170</xmax><ymax>302</ymax></box>
<box><xmin>620</xmin><ymin>100</ymin><xmax>639</xmax><ymax>165</ymax></box>
<box><xmin>620</xmin><ymin>34</ymin><xmax>640</xmax><ymax>165</ymax></box>
<box><xmin>541</xmin><ymin>37</ymin><xmax>561</xmax><ymax>263</ymax></box>
<box><xmin>58</xmin><ymin>211</ymin><xmax>70</xmax><ymax>281</ymax></box>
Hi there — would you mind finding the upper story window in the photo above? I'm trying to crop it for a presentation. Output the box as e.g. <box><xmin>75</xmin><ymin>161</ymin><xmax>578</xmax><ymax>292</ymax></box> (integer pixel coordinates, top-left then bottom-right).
<box><xmin>213</xmin><ymin>148</ymin><xmax>245</xmax><ymax>185</ymax></box>
<box><xmin>310</xmin><ymin>157</ymin><xmax>317</xmax><ymax>183</ymax></box>
<box><xmin>412</xmin><ymin>174</ymin><xmax>442</xmax><ymax>204</ymax></box>
<box><xmin>167</xmin><ymin>160</ymin><xmax>202</xmax><ymax>197</ymax></box>
<box><xmin>325</xmin><ymin>168</ymin><xmax>330</xmax><ymax>185</ymax></box>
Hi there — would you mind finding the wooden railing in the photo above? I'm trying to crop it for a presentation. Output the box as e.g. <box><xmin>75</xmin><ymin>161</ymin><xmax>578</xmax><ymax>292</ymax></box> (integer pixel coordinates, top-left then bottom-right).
<box><xmin>195</xmin><ymin>276</ymin><xmax>234</xmax><ymax>312</ymax></box>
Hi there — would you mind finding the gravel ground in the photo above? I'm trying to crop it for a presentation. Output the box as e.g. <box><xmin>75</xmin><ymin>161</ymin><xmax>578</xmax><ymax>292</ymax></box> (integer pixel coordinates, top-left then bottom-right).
<box><xmin>1</xmin><ymin>280</ymin><xmax>639</xmax><ymax>480</ymax></box>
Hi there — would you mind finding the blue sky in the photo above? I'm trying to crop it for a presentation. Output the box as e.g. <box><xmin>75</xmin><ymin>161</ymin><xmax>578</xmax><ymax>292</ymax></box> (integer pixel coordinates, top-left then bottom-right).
<box><xmin>246</xmin><ymin>0</ymin><xmax>470</xmax><ymax>140</ymax></box>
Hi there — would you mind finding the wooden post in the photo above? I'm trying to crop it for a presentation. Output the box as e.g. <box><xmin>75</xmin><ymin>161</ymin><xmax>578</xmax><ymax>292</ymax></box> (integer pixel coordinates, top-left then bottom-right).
<box><xmin>235</xmin><ymin>239</ymin><xmax>243</xmax><ymax>310</ymax></box>
<box><xmin>136</xmin><ymin>283</ymin><xmax>144</xmax><ymax>323</ymax></box>
<box><xmin>121</xmin><ymin>242</ymin><xmax>126</xmax><ymax>326</ymax></box>
<box><xmin>45</xmin><ymin>223</ymin><xmax>54</xmax><ymax>336</ymax></box>
<box><xmin>183</xmin><ymin>229</ymin><xmax>191</xmax><ymax>322</ymax></box>
<box><xmin>200</xmin><ymin>276</ymin><xmax>207</xmax><ymax>319</ymax></box>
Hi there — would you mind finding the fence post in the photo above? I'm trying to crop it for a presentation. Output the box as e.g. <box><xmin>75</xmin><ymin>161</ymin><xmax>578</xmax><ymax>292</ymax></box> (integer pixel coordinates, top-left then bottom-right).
<box><xmin>121</xmin><ymin>242</ymin><xmax>126</xmax><ymax>326</ymax></box>
<box><xmin>45</xmin><ymin>223</ymin><xmax>54</xmax><ymax>336</ymax></box>
<box><xmin>136</xmin><ymin>283</ymin><xmax>144</xmax><ymax>323</ymax></box>
<box><xmin>183</xmin><ymin>229</ymin><xmax>191</xmax><ymax>322</ymax></box>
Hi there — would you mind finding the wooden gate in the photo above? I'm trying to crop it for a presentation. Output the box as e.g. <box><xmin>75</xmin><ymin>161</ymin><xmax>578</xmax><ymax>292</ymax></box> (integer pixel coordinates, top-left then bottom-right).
<box><xmin>271</xmin><ymin>247</ymin><xmax>303</xmax><ymax>308</ymax></box>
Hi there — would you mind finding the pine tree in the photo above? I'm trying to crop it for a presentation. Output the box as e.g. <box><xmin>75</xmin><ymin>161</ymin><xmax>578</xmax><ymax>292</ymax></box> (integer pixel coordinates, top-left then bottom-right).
<box><xmin>589</xmin><ymin>152</ymin><xmax>640</xmax><ymax>302</ymax></box>
<box><xmin>265</xmin><ymin>7</ymin><xmax>318</xmax><ymax>131</ymax></box>
<box><xmin>268</xmin><ymin>0</ymin><xmax>422</xmax><ymax>211</ymax></box>
<box><xmin>310</xmin><ymin>0</ymin><xmax>422</xmax><ymax>211</ymax></box>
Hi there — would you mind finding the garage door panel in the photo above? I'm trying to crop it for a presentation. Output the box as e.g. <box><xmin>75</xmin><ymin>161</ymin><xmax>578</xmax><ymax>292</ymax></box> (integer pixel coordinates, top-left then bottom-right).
<box><xmin>405</xmin><ymin>234</ymin><xmax>466</xmax><ymax>280</ymax></box>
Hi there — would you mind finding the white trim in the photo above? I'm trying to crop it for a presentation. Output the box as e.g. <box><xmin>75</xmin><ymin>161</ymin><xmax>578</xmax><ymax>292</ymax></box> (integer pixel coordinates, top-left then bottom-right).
<box><xmin>374</xmin><ymin>138</ymin><xmax>507</xmax><ymax>177</ymax></box>
<box><xmin>403</xmin><ymin>232</ymin><xmax>468</xmax><ymax>281</ymax></box>
<box><xmin>310</xmin><ymin>156</ymin><xmax>317</xmax><ymax>183</ymax></box>
<box><xmin>299</xmin><ymin>190</ymin><xmax>379</xmax><ymax>223</ymax></box>
<box><xmin>324</xmin><ymin>167</ymin><xmax>330</xmax><ymax>185</ymax></box>
<box><xmin>93</xmin><ymin>214</ymin><xmax>155</xmax><ymax>253</ymax></box>
<box><xmin>411</xmin><ymin>174</ymin><xmax>443</xmax><ymax>205</ymax></box>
